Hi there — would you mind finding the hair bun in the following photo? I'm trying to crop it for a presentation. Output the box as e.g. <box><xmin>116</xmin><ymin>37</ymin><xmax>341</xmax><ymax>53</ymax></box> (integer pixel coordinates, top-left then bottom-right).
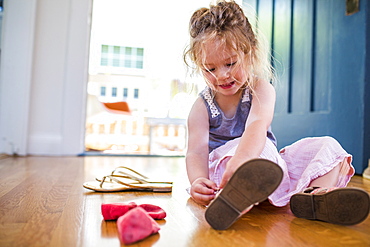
<box><xmin>190</xmin><ymin>1</ymin><xmax>247</xmax><ymax>38</ymax></box>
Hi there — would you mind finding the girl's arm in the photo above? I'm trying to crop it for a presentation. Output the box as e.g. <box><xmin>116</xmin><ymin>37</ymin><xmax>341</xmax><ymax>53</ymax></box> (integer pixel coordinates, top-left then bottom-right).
<box><xmin>186</xmin><ymin>97</ymin><xmax>210</xmax><ymax>183</ymax></box>
<box><xmin>219</xmin><ymin>80</ymin><xmax>276</xmax><ymax>188</ymax></box>
<box><xmin>186</xmin><ymin>97</ymin><xmax>218</xmax><ymax>205</ymax></box>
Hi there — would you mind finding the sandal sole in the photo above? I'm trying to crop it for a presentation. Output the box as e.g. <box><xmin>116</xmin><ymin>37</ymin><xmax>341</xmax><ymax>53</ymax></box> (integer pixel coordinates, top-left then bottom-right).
<box><xmin>290</xmin><ymin>188</ymin><xmax>370</xmax><ymax>225</ymax></box>
<box><xmin>205</xmin><ymin>158</ymin><xmax>283</xmax><ymax>230</ymax></box>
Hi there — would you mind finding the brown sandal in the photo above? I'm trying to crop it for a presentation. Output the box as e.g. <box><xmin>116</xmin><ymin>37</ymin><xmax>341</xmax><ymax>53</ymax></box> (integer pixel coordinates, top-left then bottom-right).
<box><xmin>205</xmin><ymin>159</ymin><xmax>283</xmax><ymax>230</ymax></box>
<box><xmin>290</xmin><ymin>187</ymin><xmax>370</xmax><ymax>225</ymax></box>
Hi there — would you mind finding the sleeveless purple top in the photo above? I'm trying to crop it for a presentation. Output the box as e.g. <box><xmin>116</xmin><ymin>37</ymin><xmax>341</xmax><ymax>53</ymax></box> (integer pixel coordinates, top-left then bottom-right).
<box><xmin>200</xmin><ymin>87</ymin><xmax>277</xmax><ymax>153</ymax></box>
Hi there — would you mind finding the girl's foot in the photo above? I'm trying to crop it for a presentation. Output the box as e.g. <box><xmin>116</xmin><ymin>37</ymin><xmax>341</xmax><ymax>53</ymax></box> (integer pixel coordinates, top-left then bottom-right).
<box><xmin>290</xmin><ymin>187</ymin><xmax>370</xmax><ymax>225</ymax></box>
<box><xmin>205</xmin><ymin>159</ymin><xmax>283</xmax><ymax>230</ymax></box>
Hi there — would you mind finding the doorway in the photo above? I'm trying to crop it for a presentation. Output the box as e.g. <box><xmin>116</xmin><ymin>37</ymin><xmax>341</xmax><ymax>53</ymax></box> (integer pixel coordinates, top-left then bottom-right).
<box><xmin>84</xmin><ymin>0</ymin><xmax>214</xmax><ymax>155</ymax></box>
<box><xmin>249</xmin><ymin>0</ymin><xmax>370</xmax><ymax>173</ymax></box>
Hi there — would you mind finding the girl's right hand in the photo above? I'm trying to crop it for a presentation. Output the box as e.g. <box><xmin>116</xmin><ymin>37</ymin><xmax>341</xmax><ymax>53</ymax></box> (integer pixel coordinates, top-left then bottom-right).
<box><xmin>190</xmin><ymin>177</ymin><xmax>218</xmax><ymax>206</ymax></box>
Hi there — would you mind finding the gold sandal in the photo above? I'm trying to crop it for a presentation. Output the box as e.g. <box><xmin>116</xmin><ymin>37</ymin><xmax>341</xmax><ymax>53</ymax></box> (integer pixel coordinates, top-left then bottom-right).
<box><xmin>100</xmin><ymin>166</ymin><xmax>172</xmax><ymax>184</ymax></box>
<box><xmin>83</xmin><ymin>166</ymin><xmax>173</xmax><ymax>192</ymax></box>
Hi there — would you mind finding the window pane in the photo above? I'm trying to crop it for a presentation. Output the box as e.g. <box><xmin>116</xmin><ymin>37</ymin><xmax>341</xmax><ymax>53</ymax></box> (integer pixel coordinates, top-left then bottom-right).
<box><xmin>125</xmin><ymin>60</ymin><xmax>131</xmax><ymax>68</ymax></box>
<box><xmin>123</xmin><ymin>88</ymin><xmax>128</xmax><ymax>98</ymax></box>
<box><xmin>112</xmin><ymin>87</ymin><xmax>117</xmax><ymax>97</ymax></box>
<box><xmin>113</xmin><ymin>59</ymin><xmax>120</xmax><ymax>67</ymax></box>
<box><xmin>101</xmin><ymin>45</ymin><xmax>109</xmax><ymax>53</ymax></box>
<box><xmin>136</xmin><ymin>61</ymin><xmax>143</xmax><ymax>69</ymax></box>
<box><xmin>114</xmin><ymin>46</ymin><xmax>120</xmax><ymax>54</ymax></box>
<box><xmin>134</xmin><ymin>88</ymin><xmax>139</xmax><ymax>99</ymax></box>
<box><xmin>100</xmin><ymin>86</ymin><xmax>106</xmax><ymax>96</ymax></box>
<box><xmin>101</xmin><ymin>58</ymin><xmax>108</xmax><ymax>66</ymax></box>
<box><xmin>137</xmin><ymin>48</ymin><xmax>144</xmax><ymax>56</ymax></box>
<box><xmin>125</xmin><ymin>47</ymin><xmax>132</xmax><ymax>55</ymax></box>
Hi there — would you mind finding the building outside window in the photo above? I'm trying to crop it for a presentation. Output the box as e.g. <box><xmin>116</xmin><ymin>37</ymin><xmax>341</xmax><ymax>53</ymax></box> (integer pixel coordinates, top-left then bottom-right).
<box><xmin>100</xmin><ymin>45</ymin><xmax>144</xmax><ymax>69</ymax></box>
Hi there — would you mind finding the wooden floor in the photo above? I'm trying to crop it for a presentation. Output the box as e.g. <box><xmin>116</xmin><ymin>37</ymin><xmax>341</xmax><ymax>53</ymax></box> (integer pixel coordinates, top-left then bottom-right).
<box><xmin>0</xmin><ymin>155</ymin><xmax>369</xmax><ymax>247</ymax></box>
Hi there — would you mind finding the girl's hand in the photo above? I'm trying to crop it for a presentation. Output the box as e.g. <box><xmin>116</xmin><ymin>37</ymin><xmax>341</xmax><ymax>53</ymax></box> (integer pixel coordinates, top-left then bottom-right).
<box><xmin>190</xmin><ymin>177</ymin><xmax>218</xmax><ymax>205</ymax></box>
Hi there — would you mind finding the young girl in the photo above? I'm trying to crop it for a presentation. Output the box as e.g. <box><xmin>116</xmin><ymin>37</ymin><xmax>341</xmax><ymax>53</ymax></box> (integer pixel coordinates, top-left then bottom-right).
<box><xmin>184</xmin><ymin>0</ymin><xmax>369</xmax><ymax>230</ymax></box>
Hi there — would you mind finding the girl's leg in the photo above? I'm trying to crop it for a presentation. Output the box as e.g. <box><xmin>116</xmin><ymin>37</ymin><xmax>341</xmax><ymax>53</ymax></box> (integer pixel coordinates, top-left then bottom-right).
<box><xmin>309</xmin><ymin>162</ymin><xmax>341</xmax><ymax>188</ymax></box>
<box><xmin>309</xmin><ymin>158</ymin><xmax>350</xmax><ymax>188</ymax></box>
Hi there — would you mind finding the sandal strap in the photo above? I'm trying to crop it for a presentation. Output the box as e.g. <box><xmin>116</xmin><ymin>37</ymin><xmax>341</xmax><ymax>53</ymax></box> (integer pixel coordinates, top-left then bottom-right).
<box><xmin>111</xmin><ymin>166</ymin><xmax>149</xmax><ymax>179</ymax></box>
<box><xmin>100</xmin><ymin>175</ymin><xmax>149</xmax><ymax>189</ymax></box>
<box><xmin>106</xmin><ymin>174</ymin><xmax>172</xmax><ymax>184</ymax></box>
<box><xmin>115</xmin><ymin>171</ymin><xmax>150</xmax><ymax>184</ymax></box>
<box><xmin>303</xmin><ymin>187</ymin><xmax>339</xmax><ymax>195</ymax></box>
<box><xmin>112</xmin><ymin>167</ymin><xmax>172</xmax><ymax>184</ymax></box>
<box><xmin>97</xmin><ymin>166</ymin><xmax>173</xmax><ymax>185</ymax></box>
<box><xmin>100</xmin><ymin>174</ymin><xmax>148</xmax><ymax>184</ymax></box>
<box><xmin>99</xmin><ymin>173</ymin><xmax>173</xmax><ymax>187</ymax></box>
<box><xmin>311</xmin><ymin>187</ymin><xmax>338</xmax><ymax>195</ymax></box>
<box><xmin>96</xmin><ymin>174</ymin><xmax>141</xmax><ymax>183</ymax></box>
<box><xmin>302</xmin><ymin>187</ymin><xmax>321</xmax><ymax>193</ymax></box>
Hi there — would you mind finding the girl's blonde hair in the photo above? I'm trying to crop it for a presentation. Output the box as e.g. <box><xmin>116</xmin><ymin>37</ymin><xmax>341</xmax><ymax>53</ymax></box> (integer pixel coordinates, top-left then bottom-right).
<box><xmin>184</xmin><ymin>0</ymin><xmax>274</xmax><ymax>91</ymax></box>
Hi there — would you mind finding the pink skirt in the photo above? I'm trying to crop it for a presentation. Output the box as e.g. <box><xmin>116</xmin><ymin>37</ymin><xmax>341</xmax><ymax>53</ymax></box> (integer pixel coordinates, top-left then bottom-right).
<box><xmin>208</xmin><ymin>136</ymin><xmax>354</xmax><ymax>207</ymax></box>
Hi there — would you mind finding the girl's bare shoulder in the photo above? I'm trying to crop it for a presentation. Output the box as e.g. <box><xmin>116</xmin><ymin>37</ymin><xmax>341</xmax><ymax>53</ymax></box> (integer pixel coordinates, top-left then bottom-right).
<box><xmin>188</xmin><ymin>97</ymin><xmax>208</xmax><ymax>125</ymax></box>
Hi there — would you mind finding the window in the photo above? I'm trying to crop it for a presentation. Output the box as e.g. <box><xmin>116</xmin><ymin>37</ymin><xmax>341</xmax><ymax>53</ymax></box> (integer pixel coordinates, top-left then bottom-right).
<box><xmin>123</xmin><ymin>88</ymin><xmax>128</xmax><ymax>98</ymax></box>
<box><xmin>100</xmin><ymin>45</ymin><xmax>144</xmax><ymax>69</ymax></box>
<box><xmin>134</xmin><ymin>88</ymin><xmax>139</xmax><ymax>99</ymax></box>
<box><xmin>112</xmin><ymin>87</ymin><xmax>117</xmax><ymax>97</ymax></box>
<box><xmin>100</xmin><ymin>86</ymin><xmax>106</xmax><ymax>96</ymax></box>
<box><xmin>100</xmin><ymin>45</ymin><xmax>109</xmax><ymax>66</ymax></box>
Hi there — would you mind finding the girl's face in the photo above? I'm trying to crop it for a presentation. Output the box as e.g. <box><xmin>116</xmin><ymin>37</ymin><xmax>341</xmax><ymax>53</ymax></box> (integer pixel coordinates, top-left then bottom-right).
<box><xmin>201</xmin><ymin>40</ymin><xmax>247</xmax><ymax>96</ymax></box>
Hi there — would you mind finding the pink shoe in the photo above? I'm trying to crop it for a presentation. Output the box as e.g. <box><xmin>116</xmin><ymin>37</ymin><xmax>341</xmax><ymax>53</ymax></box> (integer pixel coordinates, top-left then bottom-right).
<box><xmin>117</xmin><ymin>207</ymin><xmax>160</xmax><ymax>245</ymax></box>
<box><xmin>290</xmin><ymin>187</ymin><xmax>370</xmax><ymax>225</ymax></box>
<box><xmin>101</xmin><ymin>202</ymin><xmax>166</xmax><ymax>220</ymax></box>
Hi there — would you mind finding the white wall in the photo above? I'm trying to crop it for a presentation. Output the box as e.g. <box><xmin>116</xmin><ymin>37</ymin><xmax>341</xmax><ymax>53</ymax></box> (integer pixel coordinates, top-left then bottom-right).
<box><xmin>0</xmin><ymin>0</ymin><xmax>92</xmax><ymax>155</ymax></box>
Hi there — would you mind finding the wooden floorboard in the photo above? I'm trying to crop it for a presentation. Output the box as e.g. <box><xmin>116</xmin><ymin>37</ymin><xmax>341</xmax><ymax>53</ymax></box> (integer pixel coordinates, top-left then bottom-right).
<box><xmin>0</xmin><ymin>156</ymin><xmax>369</xmax><ymax>247</ymax></box>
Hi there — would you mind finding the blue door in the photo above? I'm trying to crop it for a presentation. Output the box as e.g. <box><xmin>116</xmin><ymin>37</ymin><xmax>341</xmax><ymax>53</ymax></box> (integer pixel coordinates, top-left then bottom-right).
<box><xmin>244</xmin><ymin>0</ymin><xmax>370</xmax><ymax>173</ymax></box>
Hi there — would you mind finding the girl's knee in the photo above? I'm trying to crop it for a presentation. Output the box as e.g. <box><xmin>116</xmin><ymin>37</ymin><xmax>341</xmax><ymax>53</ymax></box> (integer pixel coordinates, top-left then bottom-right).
<box><xmin>318</xmin><ymin>136</ymin><xmax>345</xmax><ymax>151</ymax></box>
<box><xmin>319</xmin><ymin>136</ymin><xmax>337</xmax><ymax>144</ymax></box>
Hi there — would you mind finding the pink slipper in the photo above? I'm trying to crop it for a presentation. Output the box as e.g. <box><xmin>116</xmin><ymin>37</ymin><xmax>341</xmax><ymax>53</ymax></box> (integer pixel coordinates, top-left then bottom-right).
<box><xmin>138</xmin><ymin>204</ymin><xmax>167</xmax><ymax>219</ymax></box>
<box><xmin>101</xmin><ymin>202</ymin><xmax>137</xmax><ymax>220</ymax></box>
<box><xmin>117</xmin><ymin>207</ymin><xmax>160</xmax><ymax>245</ymax></box>
<box><xmin>101</xmin><ymin>202</ymin><xmax>166</xmax><ymax>220</ymax></box>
